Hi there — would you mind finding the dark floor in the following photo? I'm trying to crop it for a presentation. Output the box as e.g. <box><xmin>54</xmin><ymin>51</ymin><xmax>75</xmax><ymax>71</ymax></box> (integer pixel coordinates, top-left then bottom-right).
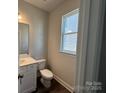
<box><xmin>32</xmin><ymin>77</ymin><xmax>71</xmax><ymax>93</ymax></box>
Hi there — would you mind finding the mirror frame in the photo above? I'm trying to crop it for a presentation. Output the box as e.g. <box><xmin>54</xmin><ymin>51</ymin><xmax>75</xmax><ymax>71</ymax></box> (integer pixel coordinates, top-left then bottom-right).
<box><xmin>18</xmin><ymin>22</ymin><xmax>30</xmax><ymax>55</ymax></box>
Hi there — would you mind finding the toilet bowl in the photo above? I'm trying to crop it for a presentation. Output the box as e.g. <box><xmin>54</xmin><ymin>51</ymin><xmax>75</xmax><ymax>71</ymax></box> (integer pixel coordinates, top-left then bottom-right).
<box><xmin>36</xmin><ymin>59</ymin><xmax>53</xmax><ymax>88</ymax></box>
<box><xmin>40</xmin><ymin>69</ymin><xmax>53</xmax><ymax>88</ymax></box>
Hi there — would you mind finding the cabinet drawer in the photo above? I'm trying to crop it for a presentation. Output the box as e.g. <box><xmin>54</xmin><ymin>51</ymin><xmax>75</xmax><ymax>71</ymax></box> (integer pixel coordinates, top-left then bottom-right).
<box><xmin>19</xmin><ymin>66</ymin><xmax>27</xmax><ymax>72</ymax></box>
<box><xmin>27</xmin><ymin>64</ymin><xmax>37</xmax><ymax>71</ymax></box>
<box><xmin>27</xmin><ymin>65</ymin><xmax>33</xmax><ymax>70</ymax></box>
<box><xmin>19</xmin><ymin>64</ymin><xmax>37</xmax><ymax>74</ymax></box>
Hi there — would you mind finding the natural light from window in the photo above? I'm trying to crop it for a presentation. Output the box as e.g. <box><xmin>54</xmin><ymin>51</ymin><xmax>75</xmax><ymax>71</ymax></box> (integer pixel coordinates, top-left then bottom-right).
<box><xmin>60</xmin><ymin>9</ymin><xmax>79</xmax><ymax>55</ymax></box>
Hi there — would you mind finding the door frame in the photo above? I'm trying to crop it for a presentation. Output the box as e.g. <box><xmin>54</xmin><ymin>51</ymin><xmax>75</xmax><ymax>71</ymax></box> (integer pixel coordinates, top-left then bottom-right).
<box><xmin>75</xmin><ymin>0</ymin><xmax>106</xmax><ymax>93</ymax></box>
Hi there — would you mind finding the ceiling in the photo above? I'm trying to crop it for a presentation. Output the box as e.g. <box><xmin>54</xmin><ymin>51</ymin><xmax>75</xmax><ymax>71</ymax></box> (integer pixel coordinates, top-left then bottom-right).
<box><xmin>24</xmin><ymin>0</ymin><xmax>66</xmax><ymax>12</ymax></box>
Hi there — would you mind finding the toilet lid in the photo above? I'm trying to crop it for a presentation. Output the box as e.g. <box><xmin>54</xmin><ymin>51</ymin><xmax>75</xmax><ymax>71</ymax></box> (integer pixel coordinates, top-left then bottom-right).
<box><xmin>40</xmin><ymin>69</ymin><xmax>53</xmax><ymax>78</ymax></box>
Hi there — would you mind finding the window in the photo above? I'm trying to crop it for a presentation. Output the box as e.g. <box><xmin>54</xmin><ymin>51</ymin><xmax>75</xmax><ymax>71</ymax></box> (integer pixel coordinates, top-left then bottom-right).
<box><xmin>60</xmin><ymin>9</ymin><xmax>79</xmax><ymax>55</ymax></box>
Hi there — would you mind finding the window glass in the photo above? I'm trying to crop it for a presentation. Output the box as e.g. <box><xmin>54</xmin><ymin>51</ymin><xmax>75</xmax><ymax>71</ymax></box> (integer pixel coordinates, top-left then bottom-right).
<box><xmin>63</xmin><ymin>33</ymin><xmax>77</xmax><ymax>52</ymax></box>
<box><xmin>61</xmin><ymin>9</ymin><xmax>79</xmax><ymax>55</ymax></box>
<box><xmin>64</xmin><ymin>13</ymin><xmax>79</xmax><ymax>33</ymax></box>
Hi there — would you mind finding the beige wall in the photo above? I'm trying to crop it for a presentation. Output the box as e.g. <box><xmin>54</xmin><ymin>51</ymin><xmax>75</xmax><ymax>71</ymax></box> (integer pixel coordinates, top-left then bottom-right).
<box><xmin>48</xmin><ymin>0</ymin><xmax>80</xmax><ymax>88</ymax></box>
<box><xmin>18</xmin><ymin>0</ymin><xmax>48</xmax><ymax>59</ymax></box>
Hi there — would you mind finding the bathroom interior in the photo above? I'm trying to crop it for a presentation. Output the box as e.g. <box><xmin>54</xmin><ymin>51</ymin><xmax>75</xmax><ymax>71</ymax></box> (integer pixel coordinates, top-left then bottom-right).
<box><xmin>18</xmin><ymin>0</ymin><xmax>80</xmax><ymax>93</ymax></box>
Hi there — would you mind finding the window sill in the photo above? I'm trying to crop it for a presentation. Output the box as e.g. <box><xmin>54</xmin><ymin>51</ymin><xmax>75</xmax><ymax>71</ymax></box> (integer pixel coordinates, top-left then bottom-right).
<box><xmin>60</xmin><ymin>50</ymin><xmax>76</xmax><ymax>56</ymax></box>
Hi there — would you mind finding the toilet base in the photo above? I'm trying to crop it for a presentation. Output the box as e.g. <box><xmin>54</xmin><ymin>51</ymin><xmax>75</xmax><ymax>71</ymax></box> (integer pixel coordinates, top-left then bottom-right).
<box><xmin>40</xmin><ymin>78</ymin><xmax>51</xmax><ymax>88</ymax></box>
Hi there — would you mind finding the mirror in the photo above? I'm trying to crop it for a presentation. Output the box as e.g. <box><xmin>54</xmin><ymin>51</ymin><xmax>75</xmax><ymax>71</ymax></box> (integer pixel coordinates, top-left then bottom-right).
<box><xmin>19</xmin><ymin>23</ymin><xmax>29</xmax><ymax>54</ymax></box>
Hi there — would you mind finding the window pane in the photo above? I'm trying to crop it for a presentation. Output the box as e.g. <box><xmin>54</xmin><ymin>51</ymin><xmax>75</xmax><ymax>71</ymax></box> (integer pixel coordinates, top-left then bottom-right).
<box><xmin>64</xmin><ymin>13</ymin><xmax>79</xmax><ymax>33</ymax></box>
<box><xmin>63</xmin><ymin>33</ymin><xmax>77</xmax><ymax>52</ymax></box>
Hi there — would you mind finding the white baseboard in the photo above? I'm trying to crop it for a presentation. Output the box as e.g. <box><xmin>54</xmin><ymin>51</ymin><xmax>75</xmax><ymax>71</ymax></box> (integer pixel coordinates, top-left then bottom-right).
<box><xmin>53</xmin><ymin>74</ymin><xmax>74</xmax><ymax>93</ymax></box>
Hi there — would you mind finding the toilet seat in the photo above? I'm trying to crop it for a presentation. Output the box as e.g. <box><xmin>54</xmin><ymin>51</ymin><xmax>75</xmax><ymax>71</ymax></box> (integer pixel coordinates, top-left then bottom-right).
<box><xmin>40</xmin><ymin>69</ymin><xmax>53</xmax><ymax>79</ymax></box>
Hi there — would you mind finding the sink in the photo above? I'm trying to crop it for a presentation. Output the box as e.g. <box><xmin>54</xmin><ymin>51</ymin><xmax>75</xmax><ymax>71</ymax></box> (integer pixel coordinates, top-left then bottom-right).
<box><xmin>19</xmin><ymin>57</ymin><xmax>36</xmax><ymax>66</ymax></box>
<box><xmin>20</xmin><ymin>59</ymin><xmax>26</xmax><ymax>63</ymax></box>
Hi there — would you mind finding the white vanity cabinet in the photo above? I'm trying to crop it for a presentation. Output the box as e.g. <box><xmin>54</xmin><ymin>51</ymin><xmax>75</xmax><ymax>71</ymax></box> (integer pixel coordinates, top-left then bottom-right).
<box><xmin>19</xmin><ymin>64</ymin><xmax>37</xmax><ymax>93</ymax></box>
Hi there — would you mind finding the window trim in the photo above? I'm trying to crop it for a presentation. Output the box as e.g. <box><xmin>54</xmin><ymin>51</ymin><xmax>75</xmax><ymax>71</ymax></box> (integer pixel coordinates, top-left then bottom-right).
<box><xmin>60</xmin><ymin>9</ymin><xmax>79</xmax><ymax>55</ymax></box>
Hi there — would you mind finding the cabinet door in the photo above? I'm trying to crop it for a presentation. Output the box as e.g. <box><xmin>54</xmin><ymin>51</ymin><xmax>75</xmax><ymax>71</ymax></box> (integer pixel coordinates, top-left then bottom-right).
<box><xmin>18</xmin><ymin>78</ymin><xmax>21</xmax><ymax>93</ymax></box>
<box><xmin>21</xmin><ymin>65</ymin><xmax>37</xmax><ymax>93</ymax></box>
<box><xmin>27</xmin><ymin>64</ymin><xmax>37</xmax><ymax>89</ymax></box>
<box><xmin>21</xmin><ymin>72</ymin><xmax>34</xmax><ymax>93</ymax></box>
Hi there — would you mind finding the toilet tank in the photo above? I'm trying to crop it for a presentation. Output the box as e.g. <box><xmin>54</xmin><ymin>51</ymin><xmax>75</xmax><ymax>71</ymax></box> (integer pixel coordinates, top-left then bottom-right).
<box><xmin>36</xmin><ymin>59</ymin><xmax>46</xmax><ymax>70</ymax></box>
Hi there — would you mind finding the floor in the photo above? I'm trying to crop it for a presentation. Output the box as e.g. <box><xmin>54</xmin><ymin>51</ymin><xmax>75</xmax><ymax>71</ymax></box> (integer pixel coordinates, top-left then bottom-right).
<box><xmin>32</xmin><ymin>77</ymin><xmax>71</xmax><ymax>93</ymax></box>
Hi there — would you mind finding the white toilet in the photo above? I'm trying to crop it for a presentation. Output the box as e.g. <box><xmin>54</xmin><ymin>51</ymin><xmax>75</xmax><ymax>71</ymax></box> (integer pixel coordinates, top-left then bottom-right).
<box><xmin>37</xmin><ymin>59</ymin><xmax>53</xmax><ymax>88</ymax></box>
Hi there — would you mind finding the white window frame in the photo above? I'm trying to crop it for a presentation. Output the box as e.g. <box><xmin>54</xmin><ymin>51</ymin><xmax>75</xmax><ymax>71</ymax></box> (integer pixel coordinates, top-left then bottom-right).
<box><xmin>60</xmin><ymin>9</ymin><xmax>79</xmax><ymax>55</ymax></box>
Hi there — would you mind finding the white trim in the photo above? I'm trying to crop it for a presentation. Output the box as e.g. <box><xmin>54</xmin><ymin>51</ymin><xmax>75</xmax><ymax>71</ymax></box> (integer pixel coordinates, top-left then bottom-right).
<box><xmin>63</xmin><ymin>8</ymin><xmax>79</xmax><ymax>18</ymax></box>
<box><xmin>60</xmin><ymin>9</ymin><xmax>79</xmax><ymax>55</ymax></box>
<box><xmin>53</xmin><ymin>74</ymin><xmax>74</xmax><ymax>93</ymax></box>
<box><xmin>60</xmin><ymin>50</ymin><xmax>76</xmax><ymax>55</ymax></box>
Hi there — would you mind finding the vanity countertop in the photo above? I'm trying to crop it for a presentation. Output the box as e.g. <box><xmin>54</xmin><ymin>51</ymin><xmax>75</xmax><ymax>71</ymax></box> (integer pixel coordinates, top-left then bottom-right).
<box><xmin>19</xmin><ymin>54</ymin><xmax>46</xmax><ymax>67</ymax></box>
<box><xmin>19</xmin><ymin>56</ymin><xmax>37</xmax><ymax>67</ymax></box>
